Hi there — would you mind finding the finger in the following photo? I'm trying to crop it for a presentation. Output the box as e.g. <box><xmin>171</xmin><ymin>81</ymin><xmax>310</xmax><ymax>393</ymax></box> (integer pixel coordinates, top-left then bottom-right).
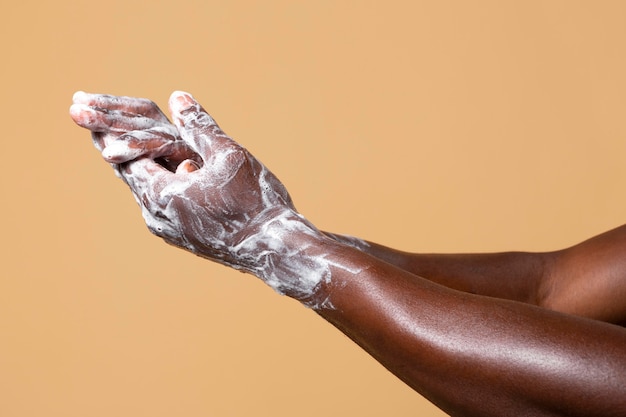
<box><xmin>102</xmin><ymin>138</ymin><xmax>146</xmax><ymax>163</ymax></box>
<box><xmin>70</xmin><ymin>103</ymin><xmax>101</xmax><ymax>130</ymax></box>
<box><xmin>120</xmin><ymin>158</ymin><xmax>176</xmax><ymax>237</ymax></box>
<box><xmin>101</xmin><ymin>130</ymin><xmax>171</xmax><ymax>163</ymax></box>
<box><xmin>176</xmin><ymin>159</ymin><xmax>201</xmax><ymax>174</ymax></box>
<box><xmin>70</xmin><ymin>103</ymin><xmax>171</xmax><ymax>133</ymax></box>
<box><xmin>71</xmin><ymin>104</ymin><xmax>122</xmax><ymax>151</ymax></box>
<box><xmin>102</xmin><ymin>130</ymin><xmax>195</xmax><ymax>164</ymax></box>
<box><xmin>168</xmin><ymin>91</ymin><xmax>231</xmax><ymax>160</ymax></box>
<box><xmin>120</xmin><ymin>158</ymin><xmax>171</xmax><ymax>206</ymax></box>
<box><xmin>72</xmin><ymin>91</ymin><xmax>169</xmax><ymax>121</ymax></box>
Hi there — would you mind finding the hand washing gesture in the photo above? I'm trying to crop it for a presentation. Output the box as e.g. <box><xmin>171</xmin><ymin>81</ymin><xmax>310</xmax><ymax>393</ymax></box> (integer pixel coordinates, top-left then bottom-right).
<box><xmin>71</xmin><ymin>91</ymin><xmax>332</xmax><ymax>304</ymax></box>
<box><xmin>70</xmin><ymin>91</ymin><xmax>626</xmax><ymax>417</ymax></box>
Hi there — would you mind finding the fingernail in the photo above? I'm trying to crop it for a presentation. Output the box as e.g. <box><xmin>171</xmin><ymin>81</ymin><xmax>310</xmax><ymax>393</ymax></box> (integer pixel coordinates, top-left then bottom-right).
<box><xmin>102</xmin><ymin>140</ymin><xmax>143</xmax><ymax>163</ymax></box>
<box><xmin>69</xmin><ymin>103</ymin><xmax>83</xmax><ymax>118</ymax></box>
<box><xmin>170</xmin><ymin>91</ymin><xmax>196</xmax><ymax>115</ymax></box>
<box><xmin>70</xmin><ymin>103</ymin><xmax>91</xmax><ymax>115</ymax></box>
<box><xmin>69</xmin><ymin>103</ymin><xmax>96</xmax><ymax>124</ymax></box>
<box><xmin>72</xmin><ymin>91</ymin><xmax>89</xmax><ymax>104</ymax></box>
<box><xmin>176</xmin><ymin>159</ymin><xmax>201</xmax><ymax>174</ymax></box>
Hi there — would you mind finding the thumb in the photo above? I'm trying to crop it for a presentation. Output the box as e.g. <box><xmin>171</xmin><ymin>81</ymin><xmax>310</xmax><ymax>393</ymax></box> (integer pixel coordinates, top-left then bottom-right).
<box><xmin>119</xmin><ymin>158</ymin><xmax>171</xmax><ymax>210</ymax></box>
<box><xmin>169</xmin><ymin>91</ymin><xmax>228</xmax><ymax>160</ymax></box>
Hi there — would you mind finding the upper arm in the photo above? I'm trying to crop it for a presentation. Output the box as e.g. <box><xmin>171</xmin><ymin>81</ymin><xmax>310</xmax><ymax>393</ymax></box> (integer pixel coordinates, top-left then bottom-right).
<box><xmin>540</xmin><ymin>225</ymin><xmax>626</xmax><ymax>324</ymax></box>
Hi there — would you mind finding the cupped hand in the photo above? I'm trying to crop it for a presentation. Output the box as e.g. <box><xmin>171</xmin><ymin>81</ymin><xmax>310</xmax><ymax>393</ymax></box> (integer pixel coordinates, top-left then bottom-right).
<box><xmin>69</xmin><ymin>91</ymin><xmax>197</xmax><ymax>171</ymax></box>
<box><xmin>118</xmin><ymin>92</ymin><xmax>300</xmax><ymax>262</ymax></box>
<box><xmin>71</xmin><ymin>91</ymin><xmax>330</xmax><ymax>301</ymax></box>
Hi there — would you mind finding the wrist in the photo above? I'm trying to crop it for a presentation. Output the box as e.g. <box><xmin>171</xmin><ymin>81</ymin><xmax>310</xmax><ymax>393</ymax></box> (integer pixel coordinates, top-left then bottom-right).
<box><xmin>226</xmin><ymin>208</ymin><xmax>331</xmax><ymax>305</ymax></box>
<box><xmin>248</xmin><ymin>217</ymin><xmax>369</xmax><ymax>310</ymax></box>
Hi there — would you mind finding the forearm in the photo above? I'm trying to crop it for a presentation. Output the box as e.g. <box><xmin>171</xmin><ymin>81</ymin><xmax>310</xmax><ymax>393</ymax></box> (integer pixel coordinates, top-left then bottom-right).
<box><xmin>72</xmin><ymin>91</ymin><xmax>626</xmax><ymax>416</ymax></box>
<box><xmin>326</xmin><ymin>232</ymin><xmax>553</xmax><ymax>305</ymax></box>
<box><xmin>305</xmin><ymin>238</ymin><xmax>626</xmax><ymax>417</ymax></box>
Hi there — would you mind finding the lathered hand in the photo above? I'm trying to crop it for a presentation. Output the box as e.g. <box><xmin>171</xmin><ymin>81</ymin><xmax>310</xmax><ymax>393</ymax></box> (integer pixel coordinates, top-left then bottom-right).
<box><xmin>71</xmin><ymin>91</ymin><xmax>334</xmax><ymax>305</ymax></box>
<box><xmin>70</xmin><ymin>92</ymin><xmax>196</xmax><ymax>171</ymax></box>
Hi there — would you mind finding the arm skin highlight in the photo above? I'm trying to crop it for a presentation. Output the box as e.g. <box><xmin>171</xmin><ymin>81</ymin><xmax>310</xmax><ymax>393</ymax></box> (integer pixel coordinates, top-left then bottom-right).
<box><xmin>328</xmin><ymin>225</ymin><xmax>626</xmax><ymax>325</ymax></box>
<box><xmin>326</xmin><ymin>232</ymin><xmax>550</xmax><ymax>305</ymax></box>
<box><xmin>71</xmin><ymin>92</ymin><xmax>626</xmax><ymax>417</ymax></box>
<box><xmin>309</xmin><ymin>234</ymin><xmax>626</xmax><ymax>417</ymax></box>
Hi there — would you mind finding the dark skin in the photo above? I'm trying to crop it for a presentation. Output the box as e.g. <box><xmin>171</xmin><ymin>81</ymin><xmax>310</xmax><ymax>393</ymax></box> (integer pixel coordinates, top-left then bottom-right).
<box><xmin>319</xmin><ymin>233</ymin><xmax>626</xmax><ymax>416</ymax></box>
<box><xmin>329</xmin><ymin>228</ymin><xmax>626</xmax><ymax>325</ymax></box>
<box><xmin>70</xmin><ymin>91</ymin><xmax>626</xmax><ymax>417</ymax></box>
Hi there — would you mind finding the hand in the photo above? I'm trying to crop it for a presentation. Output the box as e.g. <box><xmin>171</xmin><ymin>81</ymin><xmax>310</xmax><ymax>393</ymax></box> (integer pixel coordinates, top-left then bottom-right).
<box><xmin>70</xmin><ymin>92</ymin><xmax>197</xmax><ymax>172</ymax></box>
<box><xmin>71</xmin><ymin>91</ymin><xmax>333</xmax><ymax>304</ymax></box>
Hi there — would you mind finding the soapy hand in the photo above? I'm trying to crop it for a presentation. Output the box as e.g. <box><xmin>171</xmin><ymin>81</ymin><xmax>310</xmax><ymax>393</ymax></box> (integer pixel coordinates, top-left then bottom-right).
<box><xmin>71</xmin><ymin>91</ymin><xmax>333</xmax><ymax>303</ymax></box>
<box><xmin>70</xmin><ymin>92</ymin><xmax>197</xmax><ymax>172</ymax></box>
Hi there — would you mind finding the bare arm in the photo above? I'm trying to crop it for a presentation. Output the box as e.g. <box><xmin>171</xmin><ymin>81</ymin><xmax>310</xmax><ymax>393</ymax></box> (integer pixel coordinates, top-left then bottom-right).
<box><xmin>327</xmin><ymin>227</ymin><xmax>626</xmax><ymax>325</ymax></box>
<box><xmin>315</xmin><ymin>239</ymin><xmax>626</xmax><ymax>417</ymax></box>
<box><xmin>70</xmin><ymin>91</ymin><xmax>626</xmax><ymax>417</ymax></box>
<box><xmin>326</xmin><ymin>232</ymin><xmax>551</xmax><ymax>305</ymax></box>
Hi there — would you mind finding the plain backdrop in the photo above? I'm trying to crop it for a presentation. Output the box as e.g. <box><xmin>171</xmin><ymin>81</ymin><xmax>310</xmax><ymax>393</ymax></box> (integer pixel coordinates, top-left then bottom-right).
<box><xmin>2</xmin><ymin>1</ymin><xmax>625</xmax><ymax>416</ymax></box>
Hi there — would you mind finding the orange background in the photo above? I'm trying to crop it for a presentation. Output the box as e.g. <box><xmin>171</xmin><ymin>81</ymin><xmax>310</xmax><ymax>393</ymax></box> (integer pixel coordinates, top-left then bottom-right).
<box><xmin>2</xmin><ymin>1</ymin><xmax>625</xmax><ymax>416</ymax></box>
